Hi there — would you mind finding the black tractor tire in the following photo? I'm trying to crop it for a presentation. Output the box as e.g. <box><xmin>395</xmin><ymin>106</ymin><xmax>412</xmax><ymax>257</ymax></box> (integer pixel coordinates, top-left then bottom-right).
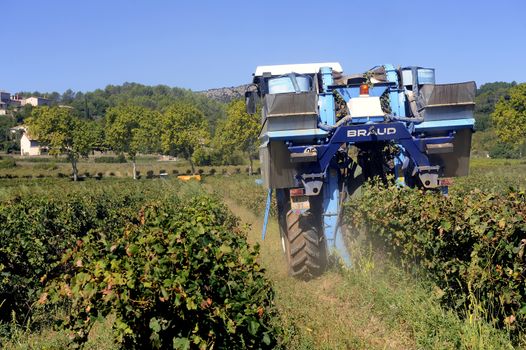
<box><xmin>281</xmin><ymin>210</ymin><xmax>326</xmax><ymax>279</ymax></box>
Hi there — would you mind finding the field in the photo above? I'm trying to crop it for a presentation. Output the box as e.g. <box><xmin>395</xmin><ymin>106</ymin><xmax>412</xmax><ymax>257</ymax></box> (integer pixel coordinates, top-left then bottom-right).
<box><xmin>0</xmin><ymin>154</ymin><xmax>253</xmax><ymax>179</ymax></box>
<box><xmin>0</xmin><ymin>156</ymin><xmax>525</xmax><ymax>349</ymax></box>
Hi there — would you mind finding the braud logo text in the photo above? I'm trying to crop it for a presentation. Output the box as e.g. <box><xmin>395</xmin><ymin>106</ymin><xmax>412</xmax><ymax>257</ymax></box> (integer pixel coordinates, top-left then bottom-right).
<box><xmin>347</xmin><ymin>127</ymin><xmax>397</xmax><ymax>138</ymax></box>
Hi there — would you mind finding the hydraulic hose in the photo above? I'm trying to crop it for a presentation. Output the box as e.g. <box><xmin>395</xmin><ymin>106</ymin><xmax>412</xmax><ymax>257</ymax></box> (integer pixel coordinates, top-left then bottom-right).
<box><xmin>390</xmin><ymin>115</ymin><xmax>424</xmax><ymax>123</ymax></box>
<box><xmin>318</xmin><ymin>115</ymin><xmax>353</xmax><ymax>131</ymax></box>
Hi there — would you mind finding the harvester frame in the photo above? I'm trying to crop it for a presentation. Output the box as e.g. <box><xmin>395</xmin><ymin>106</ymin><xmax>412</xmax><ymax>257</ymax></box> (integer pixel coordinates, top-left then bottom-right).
<box><xmin>247</xmin><ymin>62</ymin><xmax>475</xmax><ymax>278</ymax></box>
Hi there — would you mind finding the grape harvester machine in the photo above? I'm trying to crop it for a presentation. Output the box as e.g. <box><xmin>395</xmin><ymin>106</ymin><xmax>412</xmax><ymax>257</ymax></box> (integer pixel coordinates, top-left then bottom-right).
<box><xmin>245</xmin><ymin>63</ymin><xmax>475</xmax><ymax>278</ymax></box>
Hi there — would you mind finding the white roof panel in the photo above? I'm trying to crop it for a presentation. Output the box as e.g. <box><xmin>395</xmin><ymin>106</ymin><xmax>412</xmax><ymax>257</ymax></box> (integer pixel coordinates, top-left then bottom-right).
<box><xmin>254</xmin><ymin>62</ymin><xmax>343</xmax><ymax>77</ymax></box>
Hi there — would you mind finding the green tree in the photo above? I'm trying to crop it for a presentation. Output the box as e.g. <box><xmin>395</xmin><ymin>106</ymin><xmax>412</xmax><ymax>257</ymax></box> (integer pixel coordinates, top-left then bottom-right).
<box><xmin>13</xmin><ymin>104</ymin><xmax>33</xmax><ymax>123</ymax></box>
<box><xmin>26</xmin><ymin>106</ymin><xmax>95</xmax><ymax>181</ymax></box>
<box><xmin>215</xmin><ymin>99</ymin><xmax>260</xmax><ymax>174</ymax></box>
<box><xmin>161</xmin><ymin>103</ymin><xmax>209</xmax><ymax>173</ymax></box>
<box><xmin>474</xmin><ymin>81</ymin><xmax>515</xmax><ymax>131</ymax></box>
<box><xmin>89</xmin><ymin>119</ymin><xmax>106</xmax><ymax>152</ymax></box>
<box><xmin>61</xmin><ymin>89</ymin><xmax>76</xmax><ymax>104</ymax></box>
<box><xmin>0</xmin><ymin>115</ymin><xmax>17</xmax><ymax>153</ymax></box>
<box><xmin>492</xmin><ymin>83</ymin><xmax>526</xmax><ymax>154</ymax></box>
<box><xmin>105</xmin><ymin>105</ymin><xmax>161</xmax><ymax>179</ymax></box>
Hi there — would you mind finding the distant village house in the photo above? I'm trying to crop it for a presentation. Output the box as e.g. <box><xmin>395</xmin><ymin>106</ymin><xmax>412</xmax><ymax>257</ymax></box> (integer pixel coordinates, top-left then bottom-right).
<box><xmin>0</xmin><ymin>91</ymin><xmax>51</xmax><ymax>115</ymax></box>
<box><xmin>21</xmin><ymin>96</ymin><xmax>51</xmax><ymax>107</ymax></box>
<box><xmin>10</xmin><ymin>126</ymin><xmax>44</xmax><ymax>156</ymax></box>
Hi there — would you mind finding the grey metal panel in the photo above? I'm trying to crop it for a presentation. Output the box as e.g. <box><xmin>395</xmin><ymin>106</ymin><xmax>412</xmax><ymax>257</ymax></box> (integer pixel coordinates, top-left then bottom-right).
<box><xmin>421</xmin><ymin>105</ymin><xmax>474</xmax><ymax>121</ymax></box>
<box><xmin>262</xmin><ymin>91</ymin><xmax>319</xmax><ymax>132</ymax></box>
<box><xmin>429</xmin><ymin>128</ymin><xmax>472</xmax><ymax>177</ymax></box>
<box><xmin>419</xmin><ymin>82</ymin><xmax>476</xmax><ymax>107</ymax></box>
<box><xmin>259</xmin><ymin>141</ymin><xmax>296</xmax><ymax>189</ymax></box>
<box><xmin>264</xmin><ymin>91</ymin><xmax>318</xmax><ymax>117</ymax></box>
<box><xmin>419</xmin><ymin>82</ymin><xmax>476</xmax><ymax>121</ymax></box>
<box><xmin>264</xmin><ymin>115</ymin><xmax>318</xmax><ymax>132</ymax></box>
<box><xmin>259</xmin><ymin>145</ymin><xmax>271</xmax><ymax>188</ymax></box>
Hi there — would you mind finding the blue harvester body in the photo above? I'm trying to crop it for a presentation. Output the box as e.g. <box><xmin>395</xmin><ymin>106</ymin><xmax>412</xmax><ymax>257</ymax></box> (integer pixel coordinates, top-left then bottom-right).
<box><xmin>247</xmin><ymin>63</ymin><xmax>475</xmax><ymax>277</ymax></box>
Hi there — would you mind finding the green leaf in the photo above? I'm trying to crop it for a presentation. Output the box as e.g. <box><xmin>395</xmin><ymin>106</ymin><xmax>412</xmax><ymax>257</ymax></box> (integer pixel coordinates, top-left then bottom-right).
<box><xmin>160</xmin><ymin>286</ymin><xmax>169</xmax><ymax>301</ymax></box>
<box><xmin>173</xmin><ymin>337</ymin><xmax>191</xmax><ymax>350</ymax></box>
<box><xmin>263</xmin><ymin>332</ymin><xmax>271</xmax><ymax>345</ymax></box>
<box><xmin>248</xmin><ymin>319</ymin><xmax>260</xmax><ymax>336</ymax></box>
<box><xmin>149</xmin><ymin>317</ymin><xmax>161</xmax><ymax>333</ymax></box>
<box><xmin>219</xmin><ymin>244</ymin><xmax>232</xmax><ymax>255</ymax></box>
<box><xmin>441</xmin><ymin>220</ymin><xmax>452</xmax><ymax>231</ymax></box>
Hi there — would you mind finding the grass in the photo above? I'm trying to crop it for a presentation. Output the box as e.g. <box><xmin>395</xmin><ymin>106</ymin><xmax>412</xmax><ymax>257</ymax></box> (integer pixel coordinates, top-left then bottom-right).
<box><xmin>1</xmin><ymin>311</ymin><xmax>115</xmax><ymax>350</ymax></box>
<box><xmin>451</xmin><ymin>157</ymin><xmax>526</xmax><ymax>193</ymax></box>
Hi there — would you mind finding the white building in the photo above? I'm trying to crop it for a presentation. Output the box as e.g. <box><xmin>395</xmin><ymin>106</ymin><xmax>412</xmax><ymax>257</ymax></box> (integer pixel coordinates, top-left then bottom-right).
<box><xmin>21</xmin><ymin>97</ymin><xmax>50</xmax><ymax>107</ymax></box>
<box><xmin>10</xmin><ymin>126</ymin><xmax>43</xmax><ymax>156</ymax></box>
<box><xmin>20</xmin><ymin>132</ymin><xmax>42</xmax><ymax>156</ymax></box>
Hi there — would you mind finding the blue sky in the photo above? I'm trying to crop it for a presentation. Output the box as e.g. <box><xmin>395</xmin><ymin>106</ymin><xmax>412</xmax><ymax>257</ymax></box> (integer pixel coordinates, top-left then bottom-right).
<box><xmin>2</xmin><ymin>0</ymin><xmax>525</xmax><ymax>93</ymax></box>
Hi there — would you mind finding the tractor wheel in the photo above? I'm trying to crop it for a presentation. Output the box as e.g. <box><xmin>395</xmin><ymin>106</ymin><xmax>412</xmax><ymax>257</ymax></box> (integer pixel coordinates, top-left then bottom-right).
<box><xmin>281</xmin><ymin>210</ymin><xmax>326</xmax><ymax>279</ymax></box>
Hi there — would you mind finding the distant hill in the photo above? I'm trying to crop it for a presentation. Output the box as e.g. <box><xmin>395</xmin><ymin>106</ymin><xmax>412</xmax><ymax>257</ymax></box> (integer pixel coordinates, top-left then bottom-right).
<box><xmin>198</xmin><ymin>85</ymin><xmax>249</xmax><ymax>103</ymax></box>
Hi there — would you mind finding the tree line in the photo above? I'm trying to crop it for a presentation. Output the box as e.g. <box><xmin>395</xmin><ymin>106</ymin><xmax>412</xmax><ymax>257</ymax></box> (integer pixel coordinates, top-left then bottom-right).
<box><xmin>25</xmin><ymin>99</ymin><xmax>259</xmax><ymax>181</ymax></box>
<box><xmin>14</xmin><ymin>82</ymin><xmax>226</xmax><ymax>125</ymax></box>
<box><xmin>1</xmin><ymin>83</ymin><xmax>228</xmax><ymax>154</ymax></box>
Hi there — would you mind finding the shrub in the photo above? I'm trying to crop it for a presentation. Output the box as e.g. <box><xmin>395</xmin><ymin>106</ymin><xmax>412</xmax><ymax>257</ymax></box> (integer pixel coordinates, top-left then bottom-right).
<box><xmin>15</xmin><ymin>157</ymin><xmax>69</xmax><ymax>163</ymax></box>
<box><xmin>33</xmin><ymin>162</ymin><xmax>58</xmax><ymax>171</ymax></box>
<box><xmin>345</xmin><ymin>183</ymin><xmax>526</xmax><ymax>336</ymax></box>
<box><xmin>94</xmin><ymin>154</ymin><xmax>127</xmax><ymax>163</ymax></box>
<box><xmin>0</xmin><ymin>187</ymin><xmax>165</xmax><ymax>325</ymax></box>
<box><xmin>489</xmin><ymin>143</ymin><xmax>522</xmax><ymax>159</ymax></box>
<box><xmin>48</xmin><ymin>195</ymin><xmax>279</xmax><ymax>349</ymax></box>
<box><xmin>0</xmin><ymin>157</ymin><xmax>16</xmax><ymax>169</ymax></box>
